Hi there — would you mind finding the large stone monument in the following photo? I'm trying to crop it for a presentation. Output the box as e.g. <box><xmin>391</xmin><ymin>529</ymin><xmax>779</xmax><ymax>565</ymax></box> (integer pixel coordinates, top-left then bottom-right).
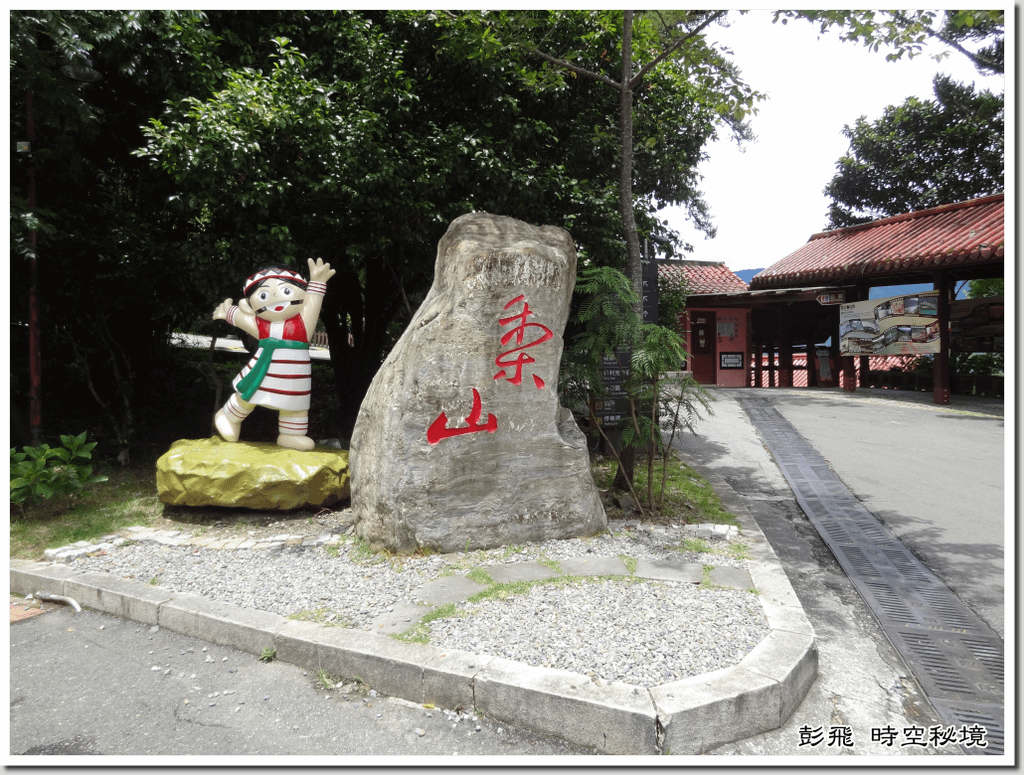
<box><xmin>350</xmin><ymin>213</ymin><xmax>606</xmax><ymax>552</ymax></box>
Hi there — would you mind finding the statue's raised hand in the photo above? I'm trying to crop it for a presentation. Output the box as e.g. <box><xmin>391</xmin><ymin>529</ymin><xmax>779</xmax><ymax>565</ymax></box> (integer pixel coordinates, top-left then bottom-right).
<box><xmin>307</xmin><ymin>257</ymin><xmax>336</xmax><ymax>284</ymax></box>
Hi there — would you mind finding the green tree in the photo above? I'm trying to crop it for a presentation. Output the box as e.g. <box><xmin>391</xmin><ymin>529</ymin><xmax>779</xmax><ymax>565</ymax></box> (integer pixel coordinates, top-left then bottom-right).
<box><xmin>7</xmin><ymin>10</ymin><xmax>763</xmax><ymax>460</ymax></box>
<box><xmin>776</xmin><ymin>10</ymin><xmax>1004</xmax><ymax>73</ymax></box>
<box><xmin>136</xmin><ymin>10</ymin><xmax>750</xmax><ymax>436</ymax></box>
<box><xmin>10</xmin><ymin>10</ymin><xmax>220</xmax><ymax>458</ymax></box>
<box><xmin>436</xmin><ymin>10</ymin><xmax>761</xmax><ymax>314</ymax></box>
<box><xmin>823</xmin><ymin>74</ymin><xmax>1004</xmax><ymax>228</ymax></box>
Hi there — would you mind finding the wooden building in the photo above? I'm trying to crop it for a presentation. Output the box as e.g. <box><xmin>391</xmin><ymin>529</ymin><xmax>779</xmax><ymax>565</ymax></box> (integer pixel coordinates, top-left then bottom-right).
<box><xmin>665</xmin><ymin>194</ymin><xmax>1005</xmax><ymax>403</ymax></box>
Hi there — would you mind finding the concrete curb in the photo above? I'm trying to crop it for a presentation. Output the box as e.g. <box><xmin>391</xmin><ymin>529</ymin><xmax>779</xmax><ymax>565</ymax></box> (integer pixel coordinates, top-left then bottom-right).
<box><xmin>10</xmin><ymin>467</ymin><xmax>816</xmax><ymax>755</ymax></box>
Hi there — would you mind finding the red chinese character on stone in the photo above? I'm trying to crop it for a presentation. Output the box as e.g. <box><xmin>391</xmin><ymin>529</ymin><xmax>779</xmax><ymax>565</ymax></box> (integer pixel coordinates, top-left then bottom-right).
<box><xmin>494</xmin><ymin>294</ymin><xmax>553</xmax><ymax>389</ymax></box>
<box><xmin>426</xmin><ymin>387</ymin><xmax>498</xmax><ymax>445</ymax></box>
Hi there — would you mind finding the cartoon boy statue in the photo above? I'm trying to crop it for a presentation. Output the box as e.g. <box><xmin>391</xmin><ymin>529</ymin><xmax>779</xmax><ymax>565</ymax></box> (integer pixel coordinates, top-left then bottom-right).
<box><xmin>212</xmin><ymin>258</ymin><xmax>336</xmax><ymax>451</ymax></box>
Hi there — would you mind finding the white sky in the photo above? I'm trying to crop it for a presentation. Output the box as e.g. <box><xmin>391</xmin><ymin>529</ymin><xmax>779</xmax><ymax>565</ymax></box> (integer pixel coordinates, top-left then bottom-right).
<box><xmin>658</xmin><ymin>9</ymin><xmax>1008</xmax><ymax>272</ymax></box>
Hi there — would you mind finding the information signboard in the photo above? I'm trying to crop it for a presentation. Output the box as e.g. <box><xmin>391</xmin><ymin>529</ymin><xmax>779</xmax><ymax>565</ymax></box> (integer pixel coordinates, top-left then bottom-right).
<box><xmin>720</xmin><ymin>352</ymin><xmax>744</xmax><ymax>370</ymax></box>
<box><xmin>593</xmin><ymin>348</ymin><xmax>631</xmax><ymax>427</ymax></box>
<box><xmin>839</xmin><ymin>291</ymin><xmax>940</xmax><ymax>355</ymax></box>
<box><xmin>642</xmin><ymin>259</ymin><xmax>659</xmax><ymax>326</ymax></box>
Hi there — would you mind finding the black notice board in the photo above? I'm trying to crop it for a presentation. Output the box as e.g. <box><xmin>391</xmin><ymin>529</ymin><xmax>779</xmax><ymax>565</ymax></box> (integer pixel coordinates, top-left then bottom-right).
<box><xmin>720</xmin><ymin>351</ymin><xmax>744</xmax><ymax>370</ymax></box>
<box><xmin>594</xmin><ymin>348</ymin><xmax>631</xmax><ymax>426</ymax></box>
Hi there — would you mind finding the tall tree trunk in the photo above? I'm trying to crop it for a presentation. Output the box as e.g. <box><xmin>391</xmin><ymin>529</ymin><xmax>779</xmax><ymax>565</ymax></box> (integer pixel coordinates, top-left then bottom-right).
<box><xmin>618</xmin><ymin>11</ymin><xmax>643</xmax><ymax>319</ymax></box>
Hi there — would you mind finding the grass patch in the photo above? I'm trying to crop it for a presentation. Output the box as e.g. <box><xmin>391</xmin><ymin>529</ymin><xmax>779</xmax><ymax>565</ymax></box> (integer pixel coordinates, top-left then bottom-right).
<box><xmin>393</xmin><ymin>602</ymin><xmax>461</xmax><ymax>644</ymax></box>
<box><xmin>394</xmin><ymin>575</ymin><xmax>656</xmax><ymax>646</ymax></box>
<box><xmin>679</xmin><ymin>537</ymin><xmax>711</xmax><ymax>554</ymax></box>
<box><xmin>536</xmin><ymin>553</ymin><xmax>562</xmax><ymax>575</ymax></box>
<box><xmin>593</xmin><ymin>453</ymin><xmax>738</xmax><ymax>526</ymax></box>
<box><xmin>10</xmin><ymin>467</ymin><xmax>164</xmax><ymax>560</ymax></box>
<box><xmin>315</xmin><ymin>667</ymin><xmax>343</xmax><ymax>690</ymax></box>
<box><xmin>466</xmin><ymin>567</ymin><xmax>494</xmax><ymax>587</ymax></box>
<box><xmin>672</xmin><ymin>537</ymin><xmax>751</xmax><ymax>562</ymax></box>
<box><xmin>287</xmin><ymin>607</ymin><xmax>350</xmax><ymax>627</ymax></box>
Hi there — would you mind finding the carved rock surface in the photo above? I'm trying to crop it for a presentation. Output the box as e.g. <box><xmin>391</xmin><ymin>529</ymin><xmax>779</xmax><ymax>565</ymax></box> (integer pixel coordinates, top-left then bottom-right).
<box><xmin>350</xmin><ymin>212</ymin><xmax>606</xmax><ymax>553</ymax></box>
<box><xmin>156</xmin><ymin>437</ymin><xmax>349</xmax><ymax>510</ymax></box>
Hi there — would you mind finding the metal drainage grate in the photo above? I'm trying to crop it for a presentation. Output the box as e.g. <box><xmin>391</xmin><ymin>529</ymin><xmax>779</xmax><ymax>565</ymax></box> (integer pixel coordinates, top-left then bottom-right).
<box><xmin>739</xmin><ymin>396</ymin><xmax>1005</xmax><ymax>755</ymax></box>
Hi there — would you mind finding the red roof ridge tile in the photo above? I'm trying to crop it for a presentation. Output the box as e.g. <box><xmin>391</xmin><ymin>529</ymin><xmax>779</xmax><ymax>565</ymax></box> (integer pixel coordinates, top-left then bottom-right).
<box><xmin>807</xmin><ymin>192</ymin><xmax>1004</xmax><ymax>243</ymax></box>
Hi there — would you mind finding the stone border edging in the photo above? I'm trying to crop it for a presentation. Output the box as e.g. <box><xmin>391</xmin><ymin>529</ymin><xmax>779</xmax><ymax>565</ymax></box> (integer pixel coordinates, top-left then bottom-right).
<box><xmin>10</xmin><ymin>470</ymin><xmax>816</xmax><ymax>755</ymax></box>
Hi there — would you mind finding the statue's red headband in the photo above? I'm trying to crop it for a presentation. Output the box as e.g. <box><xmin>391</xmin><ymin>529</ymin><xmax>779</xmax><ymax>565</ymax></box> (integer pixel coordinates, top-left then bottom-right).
<box><xmin>243</xmin><ymin>268</ymin><xmax>307</xmax><ymax>297</ymax></box>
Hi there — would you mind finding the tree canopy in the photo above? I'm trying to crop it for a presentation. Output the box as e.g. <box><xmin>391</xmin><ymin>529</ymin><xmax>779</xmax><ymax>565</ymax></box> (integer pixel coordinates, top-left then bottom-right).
<box><xmin>10</xmin><ymin>9</ymin><xmax>754</xmax><ymax>455</ymax></box>
<box><xmin>823</xmin><ymin>74</ymin><xmax>1004</xmax><ymax>228</ymax></box>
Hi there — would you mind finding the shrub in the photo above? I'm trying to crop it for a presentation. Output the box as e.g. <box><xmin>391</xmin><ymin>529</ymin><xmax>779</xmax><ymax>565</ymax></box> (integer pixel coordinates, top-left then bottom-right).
<box><xmin>10</xmin><ymin>431</ymin><xmax>109</xmax><ymax>509</ymax></box>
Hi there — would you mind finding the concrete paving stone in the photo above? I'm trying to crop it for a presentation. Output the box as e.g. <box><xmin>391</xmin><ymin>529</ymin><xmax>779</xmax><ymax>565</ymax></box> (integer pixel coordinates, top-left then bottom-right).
<box><xmin>747</xmin><ymin>563</ymin><xmax>816</xmax><ymax>636</ymax></box>
<box><xmin>485</xmin><ymin>561</ymin><xmax>561</xmax><ymax>584</ymax></box>
<box><xmin>632</xmin><ymin>558</ymin><xmax>703</xmax><ymax>584</ymax></box>
<box><xmin>415</xmin><ymin>575</ymin><xmax>487</xmax><ymax>606</ymax></box>
<box><xmin>44</xmin><ymin>547</ymin><xmax>91</xmax><ymax>561</ymax></box>
<box><xmin>421</xmin><ymin>648</ymin><xmax>494</xmax><ymax>712</ymax></box>
<box><xmin>158</xmin><ymin>593</ymin><xmax>285</xmax><ymax>656</ymax></box>
<box><xmin>367</xmin><ymin>602</ymin><xmax>431</xmax><ymax>635</ymax></box>
<box><xmin>10</xmin><ymin>562</ymin><xmax>81</xmax><ymax>598</ymax></box>
<box><xmin>708</xmin><ymin>565</ymin><xmax>753</xmax><ymax>590</ymax></box>
<box><xmin>651</xmin><ymin>665</ymin><xmax>782</xmax><ymax>755</ymax></box>
<box><xmin>62</xmin><ymin>571</ymin><xmax>174</xmax><ymax>626</ymax></box>
<box><xmin>283</xmin><ymin>624</ymin><xmax>436</xmax><ymax>703</ymax></box>
<box><xmin>474</xmin><ymin>657</ymin><xmax>660</xmax><ymax>755</ymax></box>
<box><xmin>557</xmin><ymin>556</ymin><xmax>630</xmax><ymax>578</ymax></box>
<box><xmin>739</xmin><ymin>630</ymin><xmax>819</xmax><ymax>723</ymax></box>
<box><xmin>607</xmin><ymin>519</ymin><xmax>641</xmax><ymax>531</ymax></box>
<box><xmin>151</xmin><ymin>536</ymin><xmax>187</xmax><ymax>546</ymax></box>
<box><xmin>273</xmin><ymin>619</ymin><xmax>323</xmax><ymax>668</ymax></box>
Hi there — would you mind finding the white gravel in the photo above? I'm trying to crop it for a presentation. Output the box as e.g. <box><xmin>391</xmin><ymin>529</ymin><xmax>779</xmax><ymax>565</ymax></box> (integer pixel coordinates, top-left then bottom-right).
<box><xmin>65</xmin><ymin>525</ymin><xmax>769</xmax><ymax>688</ymax></box>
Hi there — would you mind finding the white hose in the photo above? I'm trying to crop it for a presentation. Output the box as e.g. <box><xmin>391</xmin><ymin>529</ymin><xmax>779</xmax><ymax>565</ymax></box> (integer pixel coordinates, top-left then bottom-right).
<box><xmin>30</xmin><ymin>591</ymin><xmax>83</xmax><ymax>613</ymax></box>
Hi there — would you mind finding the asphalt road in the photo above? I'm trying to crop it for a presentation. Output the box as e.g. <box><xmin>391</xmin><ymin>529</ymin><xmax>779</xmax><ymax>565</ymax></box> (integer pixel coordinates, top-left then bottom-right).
<box><xmin>8</xmin><ymin>605</ymin><xmax>596</xmax><ymax>762</ymax></box>
<box><xmin>669</xmin><ymin>386</ymin><xmax>1004</xmax><ymax>756</ymax></box>
<box><xmin>763</xmin><ymin>389</ymin><xmax>1005</xmax><ymax>639</ymax></box>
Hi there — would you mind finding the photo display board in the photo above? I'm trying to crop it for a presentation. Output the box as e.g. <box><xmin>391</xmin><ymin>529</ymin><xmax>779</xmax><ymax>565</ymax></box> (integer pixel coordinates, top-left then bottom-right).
<box><xmin>839</xmin><ymin>291</ymin><xmax>940</xmax><ymax>355</ymax></box>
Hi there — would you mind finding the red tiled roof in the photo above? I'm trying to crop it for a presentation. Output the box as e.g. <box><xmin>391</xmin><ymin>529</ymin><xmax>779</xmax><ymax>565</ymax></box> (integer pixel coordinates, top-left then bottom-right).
<box><xmin>750</xmin><ymin>194</ymin><xmax>1004</xmax><ymax>290</ymax></box>
<box><xmin>659</xmin><ymin>261</ymin><xmax>748</xmax><ymax>295</ymax></box>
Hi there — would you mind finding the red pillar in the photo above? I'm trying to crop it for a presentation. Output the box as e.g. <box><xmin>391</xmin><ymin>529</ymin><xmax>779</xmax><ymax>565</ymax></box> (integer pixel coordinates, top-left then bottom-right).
<box><xmin>933</xmin><ymin>271</ymin><xmax>951</xmax><ymax>405</ymax></box>
<box><xmin>778</xmin><ymin>307</ymin><xmax>793</xmax><ymax>387</ymax></box>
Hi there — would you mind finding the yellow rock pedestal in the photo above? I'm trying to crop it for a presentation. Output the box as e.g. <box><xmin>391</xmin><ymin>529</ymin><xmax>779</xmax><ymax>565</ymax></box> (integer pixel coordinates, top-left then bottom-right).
<box><xmin>156</xmin><ymin>437</ymin><xmax>349</xmax><ymax>510</ymax></box>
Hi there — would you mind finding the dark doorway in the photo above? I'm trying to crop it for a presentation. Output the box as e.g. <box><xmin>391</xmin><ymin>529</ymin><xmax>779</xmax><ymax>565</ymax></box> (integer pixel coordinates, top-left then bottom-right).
<box><xmin>691</xmin><ymin>312</ymin><xmax>716</xmax><ymax>384</ymax></box>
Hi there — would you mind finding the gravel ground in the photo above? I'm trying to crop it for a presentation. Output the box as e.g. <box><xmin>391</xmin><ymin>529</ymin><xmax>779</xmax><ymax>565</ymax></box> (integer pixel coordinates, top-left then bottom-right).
<box><xmin>65</xmin><ymin>521</ymin><xmax>769</xmax><ymax>689</ymax></box>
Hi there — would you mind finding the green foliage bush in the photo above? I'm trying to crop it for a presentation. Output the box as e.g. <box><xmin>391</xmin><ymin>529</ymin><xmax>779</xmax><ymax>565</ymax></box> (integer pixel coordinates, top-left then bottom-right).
<box><xmin>10</xmin><ymin>432</ymin><xmax>109</xmax><ymax>508</ymax></box>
